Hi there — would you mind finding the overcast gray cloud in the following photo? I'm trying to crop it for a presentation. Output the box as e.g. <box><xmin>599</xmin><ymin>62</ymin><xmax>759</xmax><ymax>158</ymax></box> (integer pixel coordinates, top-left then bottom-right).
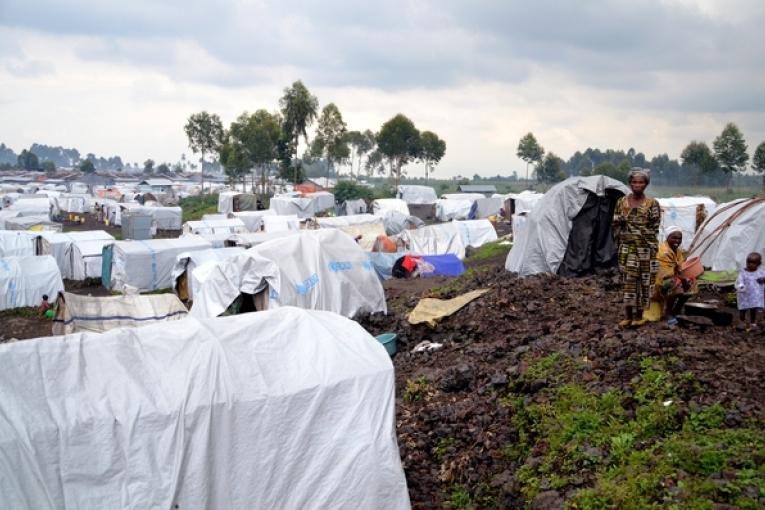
<box><xmin>0</xmin><ymin>0</ymin><xmax>763</xmax><ymax>173</ymax></box>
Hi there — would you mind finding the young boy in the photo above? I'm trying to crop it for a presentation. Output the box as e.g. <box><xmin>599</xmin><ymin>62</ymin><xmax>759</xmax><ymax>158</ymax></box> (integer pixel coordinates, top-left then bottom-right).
<box><xmin>38</xmin><ymin>294</ymin><xmax>50</xmax><ymax>317</ymax></box>
<box><xmin>736</xmin><ymin>252</ymin><xmax>765</xmax><ymax>329</ymax></box>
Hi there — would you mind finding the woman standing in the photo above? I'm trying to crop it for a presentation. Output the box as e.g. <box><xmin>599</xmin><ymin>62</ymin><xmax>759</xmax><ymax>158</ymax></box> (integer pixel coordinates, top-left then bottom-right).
<box><xmin>613</xmin><ymin>169</ymin><xmax>661</xmax><ymax>327</ymax></box>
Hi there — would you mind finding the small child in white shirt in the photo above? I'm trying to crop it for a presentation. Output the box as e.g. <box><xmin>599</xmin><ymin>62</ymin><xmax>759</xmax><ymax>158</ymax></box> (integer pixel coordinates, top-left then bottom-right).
<box><xmin>736</xmin><ymin>252</ymin><xmax>765</xmax><ymax>329</ymax></box>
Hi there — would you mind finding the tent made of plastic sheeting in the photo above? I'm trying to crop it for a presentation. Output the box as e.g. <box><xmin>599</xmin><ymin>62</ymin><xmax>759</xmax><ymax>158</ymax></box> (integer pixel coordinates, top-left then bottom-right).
<box><xmin>229</xmin><ymin>209</ymin><xmax>276</xmax><ymax>232</ymax></box>
<box><xmin>191</xmin><ymin>229</ymin><xmax>387</xmax><ymax>319</ymax></box>
<box><xmin>398</xmin><ymin>222</ymin><xmax>467</xmax><ymax>259</ymax></box>
<box><xmin>496</xmin><ymin>191</ymin><xmax>545</xmax><ymax>215</ymax></box>
<box><xmin>38</xmin><ymin>230</ymin><xmax>115</xmax><ymax>277</ymax></box>
<box><xmin>182</xmin><ymin>218</ymin><xmax>248</xmax><ymax>236</ymax></box>
<box><xmin>435</xmin><ymin>198</ymin><xmax>473</xmax><ymax>221</ymax></box>
<box><xmin>455</xmin><ymin>219</ymin><xmax>499</xmax><ymax>248</ymax></box>
<box><xmin>689</xmin><ymin>197</ymin><xmax>765</xmax><ymax>271</ymax></box>
<box><xmin>343</xmin><ymin>198</ymin><xmax>368</xmax><ymax>215</ymax></box>
<box><xmin>143</xmin><ymin>205</ymin><xmax>182</xmax><ymax>230</ymax></box>
<box><xmin>69</xmin><ymin>239</ymin><xmax>114</xmax><ymax>280</ymax></box>
<box><xmin>441</xmin><ymin>193</ymin><xmax>485</xmax><ymax>201</ymax></box>
<box><xmin>173</xmin><ymin>247</ymin><xmax>246</xmax><ymax>301</ymax></box>
<box><xmin>0</xmin><ymin>231</ymin><xmax>36</xmax><ymax>257</ymax></box>
<box><xmin>470</xmin><ymin>197</ymin><xmax>504</xmax><ymax>219</ymax></box>
<box><xmin>0</xmin><ymin>307</ymin><xmax>410</xmax><ymax>510</ymax></box>
<box><xmin>506</xmin><ymin>175</ymin><xmax>628</xmax><ymax>277</ymax></box>
<box><xmin>657</xmin><ymin>196</ymin><xmax>716</xmax><ymax>250</ymax></box>
<box><xmin>372</xmin><ymin>198</ymin><xmax>410</xmax><ymax>217</ymax></box>
<box><xmin>51</xmin><ymin>195</ymin><xmax>87</xmax><ymax>215</ymax></box>
<box><xmin>0</xmin><ymin>255</ymin><xmax>64</xmax><ymax>311</ymax></box>
<box><xmin>305</xmin><ymin>191</ymin><xmax>335</xmax><ymax>212</ymax></box>
<box><xmin>106</xmin><ymin>237</ymin><xmax>213</xmax><ymax>292</ymax></box>
<box><xmin>5</xmin><ymin>197</ymin><xmax>50</xmax><ymax>217</ymax></box>
<box><xmin>316</xmin><ymin>214</ymin><xmax>387</xmax><ymax>251</ymax></box>
<box><xmin>263</xmin><ymin>214</ymin><xmax>300</xmax><ymax>232</ymax></box>
<box><xmin>51</xmin><ymin>291</ymin><xmax>188</xmax><ymax>335</ymax></box>
<box><xmin>224</xmin><ymin>231</ymin><xmax>299</xmax><ymax>249</ymax></box>
<box><xmin>378</xmin><ymin>209</ymin><xmax>425</xmax><ymax>236</ymax></box>
<box><xmin>0</xmin><ymin>209</ymin><xmax>22</xmax><ymax>229</ymax></box>
<box><xmin>217</xmin><ymin>191</ymin><xmax>258</xmax><ymax>214</ymax></box>
<box><xmin>269</xmin><ymin>195</ymin><xmax>333</xmax><ymax>219</ymax></box>
<box><xmin>397</xmin><ymin>185</ymin><xmax>437</xmax><ymax>204</ymax></box>
<box><xmin>4</xmin><ymin>216</ymin><xmax>62</xmax><ymax>232</ymax></box>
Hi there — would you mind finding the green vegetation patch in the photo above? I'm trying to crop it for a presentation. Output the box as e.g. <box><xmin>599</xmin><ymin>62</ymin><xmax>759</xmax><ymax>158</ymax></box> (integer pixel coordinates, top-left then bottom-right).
<box><xmin>469</xmin><ymin>240</ymin><xmax>512</xmax><ymax>262</ymax></box>
<box><xmin>179</xmin><ymin>193</ymin><xmax>219</xmax><ymax>223</ymax></box>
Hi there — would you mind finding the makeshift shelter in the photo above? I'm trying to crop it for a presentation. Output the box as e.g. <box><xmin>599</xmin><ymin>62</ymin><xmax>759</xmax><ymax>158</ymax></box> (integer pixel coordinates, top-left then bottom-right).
<box><xmin>441</xmin><ymin>193</ymin><xmax>485</xmax><ymax>201</ymax></box>
<box><xmin>4</xmin><ymin>216</ymin><xmax>62</xmax><ymax>232</ymax></box>
<box><xmin>455</xmin><ymin>219</ymin><xmax>499</xmax><ymax>248</ymax></box>
<box><xmin>0</xmin><ymin>255</ymin><xmax>64</xmax><ymax>311</ymax></box>
<box><xmin>470</xmin><ymin>197</ymin><xmax>504</xmax><ymax>219</ymax></box>
<box><xmin>263</xmin><ymin>214</ymin><xmax>300</xmax><ymax>232</ymax></box>
<box><xmin>191</xmin><ymin>230</ymin><xmax>386</xmax><ymax>319</ymax></box>
<box><xmin>182</xmin><ymin>218</ymin><xmax>247</xmax><ymax>236</ymax></box>
<box><xmin>0</xmin><ymin>308</ymin><xmax>409</xmax><ymax>509</ymax></box>
<box><xmin>269</xmin><ymin>194</ymin><xmax>333</xmax><ymax>218</ymax></box>
<box><xmin>217</xmin><ymin>191</ymin><xmax>258</xmax><ymax>214</ymax></box>
<box><xmin>105</xmin><ymin>237</ymin><xmax>213</xmax><ymax>292</ymax></box>
<box><xmin>4</xmin><ymin>197</ymin><xmax>50</xmax><ymax>217</ymax></box>
<box><xmin>69</xmin><ymin>239</ymin><xmax>114</xmax><ymax>280</ymax></box>
<box><xmin>224</xmin><ymin>231</ymin><xmax>299</xmax><ymax>249</ymax></box>
<box><xmin>230</xmin><ymin>210</ymin><xmax>276</xmax><ymax>232</ymax></box>
<box><xmin>689</xmin><ymin>197</ymin><xmax>765</xmax><ymax>271</ymax></box>
<box><xmin>0</xmin><ymin>210</ymin><xmax>22</xmax><ymax>229</ymax></box>
<box><xmin>51</xmin><ymin>195</ymin><xmax>87</xmax><ymax>216</ymax></box>
<box><xmin>37</xmin><ymin>230</ymin><xmax>115</xmax><ymax>277</ymax></box>
<box><xmin>305</xmin><ymin>191</ymin><xmax>335</xmax><ymax>213</ymax></box>
<box><xmin>498</xmin><ymin>191</ymin><xmax>544</xmax><ymax>217</ymax></box>
<box><xmin>397</xmin><ymin>185</ymin><xmax>437</xmax><ymax>205</ymax></box>
<box><xmin>52</xmin><ymin>292</ymin><xmax>188</xmax><ymax>335</ymax></box>
<box><xmin>343</xmin><ymin>198</ymin><xmax>368</xmax><ymax>215</ymax></box>
<box><xmin>435</xmin><ymin>198</ymin><xmax>473</xmax><ymax>221</ymax></box>
<box><xmin>657</xmin><ymin>196</ymin><xmax>716</xmax><ymax>250</ymax></box>
<box><xmin>173</xmin><ymin>247</ymin><xmax>246</xmax><ymax>301</ymax></box>
<box><xmin>379</xmin><ymin>209</ymin><xmax>425</xmax><ymax>236</ymax></box>
<box><xmin>316</xmin><ymin>214</ymin><xmax>387</xmax><ymax>251</ymax></box>
<box><xmin>372</xmin><ymin>198</ymin><xmax>410</xmax><ymax>217</ymax></box>
<box><xmin>0</xmin><ymin>231</ymin><xmax>36</xmax><ymax>257</ymax></box>
<box><xmin>142</xmin><ymin>205</ymin><xmax>182</xmax><ymax>230</ymax></box>
<box><xmin>506</xmin><ymin>175</ymin><xmax>628</xmax><ymax>276</ymax></box>
<box><xmin>398</xmin><ymin>222</ymin><xmax>467</xmax><ymax>259</ymax></box>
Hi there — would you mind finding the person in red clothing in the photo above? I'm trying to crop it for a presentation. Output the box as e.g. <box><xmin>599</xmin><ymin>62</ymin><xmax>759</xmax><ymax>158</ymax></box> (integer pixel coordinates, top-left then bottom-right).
<box><xmin>39</xmin><ymin>294</ymin><xmax>50</xmax><ymax>317</ymax></box>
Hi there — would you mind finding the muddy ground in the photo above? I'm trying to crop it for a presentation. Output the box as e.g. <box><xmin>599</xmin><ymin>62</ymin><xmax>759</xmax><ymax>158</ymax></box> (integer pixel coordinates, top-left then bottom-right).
<box><xmin>360</xmin><ymin>256</ymin><xmax>765</xmax><ymax>509</ymax></box>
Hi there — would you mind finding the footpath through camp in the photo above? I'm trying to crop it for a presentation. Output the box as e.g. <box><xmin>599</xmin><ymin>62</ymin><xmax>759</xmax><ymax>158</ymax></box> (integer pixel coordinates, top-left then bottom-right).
<box><xmin>360</xmin><ymin>256</ymin><xmax>765</xmax><ymax>509</ymax></box>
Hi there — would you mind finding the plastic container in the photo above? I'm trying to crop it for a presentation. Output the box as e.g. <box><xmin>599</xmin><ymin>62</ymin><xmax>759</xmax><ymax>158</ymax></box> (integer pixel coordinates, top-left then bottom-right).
<box><xmin>681</xmin><ymin>256</ymin><xmax>704</xmax><ymax>279</ymax></box>
<box><xmin>375</xmin><ymin>333</ymin><xmax>397</xmax><ymax>356</ymax></box>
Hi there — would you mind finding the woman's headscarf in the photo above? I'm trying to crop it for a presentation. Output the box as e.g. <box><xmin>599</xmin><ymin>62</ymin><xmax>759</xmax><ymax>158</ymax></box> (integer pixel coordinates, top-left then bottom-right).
<box><xmin>665</xmin><ymin>225</ymin><xmax>682</xmax><ymax>238</ymax></box>
<box><xmin>628</xmin><ymin>168</ymin><xmax>650</xmax><ymax>184</ymax></box>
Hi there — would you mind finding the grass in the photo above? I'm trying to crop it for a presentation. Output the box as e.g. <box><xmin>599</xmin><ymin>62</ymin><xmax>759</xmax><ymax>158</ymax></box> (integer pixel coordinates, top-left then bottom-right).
<box><xmin>469</xmin><ymin>240</ymin><xmax>512</xmax><ymax>262</ymax></box>
<box><xmin>179</xmin><ymin>193</ymin><xmax>219</xmax><ymax>223</ymax></box>
<box><xmin>403</xmin><ymin>376</ymin><xmax>432</xmax><ymax>403</ymax></box>
<box><xmin>0</xmin><ymin>306</ymin><xmax>39</xmax><ymax>319</ymax></box>
<box><xmin>494</xmin><ymin>355</ymin><xmax>765</xmax><ymax>509</ymax></box>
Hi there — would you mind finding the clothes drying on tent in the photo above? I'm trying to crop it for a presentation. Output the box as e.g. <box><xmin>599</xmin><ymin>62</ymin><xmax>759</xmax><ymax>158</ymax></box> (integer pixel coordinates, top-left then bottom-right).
<box><xmin>0</xmin><ymin>308</ymin><xmax>410</xmax><ymax>510</ymax></box>
<box><xmin>52</xmin><ymin>291</ymin><xmax>188</xmax><ymax>335</ymax></box>
<box><xmin>0</xmin><ymin>255</ymin><xmax>64</xmax><ymax>311</ymax></box>
<box><xmin>689</xmin><ymin>197</ymin><xmax>765</xmax><ymax>271</ymax></box>
<box><xmin>506</xmin><ymin>175</ymin><xmax>629</xmax><ymax>277</ymax></box>
<box><xmin>190</xmin><ymin>229</ymin><xmax>386</xmax><ymax>319</ymax></box>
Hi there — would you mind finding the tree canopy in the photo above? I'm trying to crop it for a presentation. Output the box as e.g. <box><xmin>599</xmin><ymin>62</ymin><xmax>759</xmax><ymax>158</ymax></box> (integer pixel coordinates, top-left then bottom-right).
<box><xmin>713</xmin><ymin>122</ymin><xmax>749</xmax><ymax>190</ymax></box>
<box><xmin>516</xmin><ymin>132</ymin><xmax>545</xmax><ymax>182</ymax></box>
<box><xmin>279</xmin><ymin>80</ymin><xmax>319</xmax><ymax>183</ymax></box>
<box><xmin>17</xmin><ymin>149</ymin><xmax>39</xmax><ymax>171</ymax></box>
<box><xmin>752</xmin><ymin>141</ymin><xmax>765</xmax><ymax>187</ymax></box>
<box><xmin>227</xmin><ymin>109</ymin><xmax>283</xmax><ymax>197</ymax></box>
<box><xmin>537</xmin><ymin>153</ymin><xmax>566</xmax><ymax>183</ymax></box>
<box><xmin>311</xmin><ymin>103</ymin><xmax>349</xmax><ymax>186</ymax></box>
<box><xmin>377</xmin><ymin>114</ymin><xmax>421</xmax><ymax>188</ymax></box>
<box><xmin>184</xmin><ymin>111</ymin><xmax>224</xmax><ymax>192</ymax></box>
<box><xmin>79</xmin><ymin>159</ymin><xmax>96</xmax><ymax>174</ymax></box>
<box><xmin>345</xmin><ymin>129</ymin><xmax>375</xmax><ymax>180</ymax></box>
<box><xmin>419</xmin><ymin>131</ymin><xmax>446</xmax><ymax>183</ymax></box>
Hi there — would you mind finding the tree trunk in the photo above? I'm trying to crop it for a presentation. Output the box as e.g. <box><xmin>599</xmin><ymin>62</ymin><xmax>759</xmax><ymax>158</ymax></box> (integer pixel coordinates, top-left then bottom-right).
<box><xmin>293</xmin><ymin>134</ymin><xmax>299</xmax><ymax>185</ymax></box>
<box><xmin>200</xmin><ymin>151</ymin><xmax>205</xmax><ymax>194</ymax></box>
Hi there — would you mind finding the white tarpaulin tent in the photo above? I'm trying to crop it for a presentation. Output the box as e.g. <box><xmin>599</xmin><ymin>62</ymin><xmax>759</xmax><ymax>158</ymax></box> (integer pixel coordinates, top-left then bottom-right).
<box><xmin>344</xmin><ymin>198</ymin><xmax>367</xmax><ymax>215</ymax></box>
<box><xmin>398</xmin><ymin>222</ymin><xmax>467</xmax><ymax>259</ymax></box>
<box><xmin>217</xmin><ymin>192</ymin><xmax>259</xmax><ymax>215</ymax></box>
<box><xmin>305</xmin><ymin>191</ymin><xmax>335</xmax><ymax>212</ymax></box>
<box><xmin>435</xmin><ymin>198</ymin><xmax>473</xmax><ymax>221</ymax></box>
<box><xmin>455</xmin><ymin>219</ymin><xmax>499</xmax><ymax>248</ymax></box>
<box><xmin>397</xmin><ymin>185</ymin><xmax>437</xmax><ymax>204</ymax></box>
<box><xmin>269</xmin><ymin>194</ymin><xmax>334</xmax><ymax>218</ymax></box>
<box><xmin>225</xmin><ymin>231</ymin><xmax>299</xmax><ymax>249</ymax></box>
<box><xmin>38</xmin><ymin>230</ymin><xmax>115</xmax><ymax>277</ymax></box>
<box><xmin>497</xmin><ymin>191</ymin><xmax>545</xmax><ymax>214</ymax></box>
<box><xmin>51</xmin><ymin>195</ymin><xmax>87</xmax><ymax>215</ymax></box>
<box><xmin>372</xmin><ymin>198</ymin><xmax>410</xmax><ymax>217</ymax></box>
<box><xmin>506</xmin><ymin>175</ymin><xmax>628</xmax><ymax>276</ymax></box>
<box><xmin>0</xmin><ymin>307</ymin><xmax>410</xmax><ymax>510</ymax></box>
<box><xmin>5</xmin><ymin>197</ymin><xmax>50</xmax><ymax>217</ymax></box>
<box><xmin>0</xmin><ymin>231</ymin><xmax>36</xmax><ymax>257</ymax></box>
<box><xmin>230</xmin><ymin>210</ymin><xmax>276</xmax><ymax>232</ymax></box>
<box><xmin>4</xmin><ymin>216</ymin><xmax>62</xmax><ymax>232</ymax></box>
<box><xmin>143</xmin><ymin>205</ymin><xmax>182</xmax><ymax>230</ymax></box>
<box><xmin>441</xmin><ymin>193</ymin><xmax>484</xmax><ymax>201</ymax></box>
<box><xmin>689</xmin><ymin>197</ymin><xmax>765</xmax><ymax>271</ymax></box>
<box><xmin>657</xmin><ymin>196</ymin><xmax>716</xmax><ymax>250</ymax></box>
<box><xmin>472</xmin><ymin>197</ymin><xmax>504</xmax><ymax>218</ymax></box>
<box><xmin>109</xmin><ymin>237</ymin><xmax>212</xmax><ymax>292</ymax></box>
<box><xmin>191</xmin><ymin>230</ymin><xmax>386</xmax><ymax>319</ymax></box>
<box><xmin>0</xmin><ymin>255</ymin><xmax>64</xmax><ymax>311</ymax></box>
<box><xmin>69</xmin><ymin>239</ymin><xmax>114</xmax><ymax>280</ymax></box>
<box><xmin>172</xmin><ymin>247</ymin><xmax>246</xmax><ymax>301</ymax></box>
<box><xmin>52</xmin><ymin>291</ymin><xmax>188</xmax><ymax>335</ymax></box>
<box><xmin>182</xmin><ymin>218</ymin><xmax>247</xmax><ymax>236</ymax></box>
<box><xmin>263</xmin><ymin>214</ymin><xmax>300</xmax><ymax>232</ymax></box>
<box><xmin>316</xmin><ymin>214</ymin><xmax>386</xmax><ymax>251</ymax></box>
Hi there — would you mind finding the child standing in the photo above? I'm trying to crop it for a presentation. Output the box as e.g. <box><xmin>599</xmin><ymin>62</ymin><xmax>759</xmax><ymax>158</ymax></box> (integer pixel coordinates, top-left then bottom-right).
<box><xmin>736</xmin><ymin>252</ymin><xmax>765</xmax><ymax>329</ymax></box>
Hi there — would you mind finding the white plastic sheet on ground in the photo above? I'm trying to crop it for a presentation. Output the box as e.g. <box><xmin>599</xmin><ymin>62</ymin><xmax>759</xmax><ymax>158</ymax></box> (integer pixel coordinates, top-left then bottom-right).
<box><xmin>110</xmin><ymin>237</ymin><xmax>213</xmax><ymax>292</ymax></box>
<box><xmin>0</xmin><ymin>255</ymin><xmax>64</xmax><ymax>310</ymax></box>
<box><xmin>191</xmin><ymin>230</ymin><xmax>386</xmax><ymax>318</ymax></box>
<box><xmin>397</xmin><ymin>185</ymin><xmax>437</xmax><ymax>205</ymax></box>
<box><xmin>372</xmin><ymin>198</ymin><xmax>410</xmax><ymax>217</ymax></box>
<box><xmin>172</xmin><ymin>247</ymin><xmax>246</xmax><ymax>300</ymax></box>
<box><xmin>0</xmin><ymin>307</ymin><xmax>410</xmax><ymax>510</ymax></box>
<box><xmin>52</xmin><ymin>291</ymin><xmax>188</xmax><ymax>334</ymax></box>
<box><xmin>0</xmin><ymin>231</ymin><xmax>36</xmax><ymax>257</ymax></box>
<box><xmin>435</xmin><ymin>198</ymin><xmax>473</xmax><ymax>221</ymax></box>
<box><xmin>455</xmin><ymin>219</ymin><xmax>499</xmax><ymax>248</ymax></box>
<box><xmin>690</xmin><ymin>198</ymin><xmax>765</xmax><ymax>271</ymax></box>
<box><xmin>398</xmin><ymin>222</ymin><xmax>467</xmax><ymax>259</ymax></box>
<box><xmin>657</xmin><ymin>196</ymin><xmax>716</xmax><ymax>250</ymax></box>
<box><xmin>506</xmin><ymin>175</ymin><xmax>629</xmax><ymax>276</ymax></box>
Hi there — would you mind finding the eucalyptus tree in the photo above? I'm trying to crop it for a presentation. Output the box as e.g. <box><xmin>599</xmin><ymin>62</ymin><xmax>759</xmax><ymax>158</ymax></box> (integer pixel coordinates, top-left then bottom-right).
<box><xmin>184</xmin><ymin>111</ymin><xmax>224</xmax><ymax>193</ymax></box>
<box><xmin>279</xmin><ymin>80</ymin><xmax>319</xmax><ymax>183</ymax></box>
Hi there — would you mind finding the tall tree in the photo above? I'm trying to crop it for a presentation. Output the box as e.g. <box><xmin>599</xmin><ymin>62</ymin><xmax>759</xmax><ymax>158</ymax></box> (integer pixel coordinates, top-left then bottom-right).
<box><xmin>218</xmin><ymin>139</ymin><xmax>250</xmax><ymax>187</ymax></box>
<box><xmin>279</xmin><ymin>80</ymin><xmax>319</xmax><ymax>184</ymax></box>
<box><xmin>752</xmin><ymin>141</ymin><xmax>765</xmax><ymax>189</ymax></box>
<box><xmin>537</xmin><ymin>153</ymin><xmax>566</xmax><ymax>183</ymax></box>
<box><xmin>311</xmin><ymin>103</ymin><xmax>349</xmax><ymax>187</ymax></box>
<box><xmin>680</xmin><ymin>141</ymin><xmax>718</xmax><ymax>185</ymax></box>
<box><xmin>376</xmin><ymin>114</ymin><xmax>421</xmax><ymax>189</ymax></box>
<box><xmin>418</xmin><ymin>131</ymin><xmax>446</xmax><ymax>183</ymax></box>
<box><xmin>184</xmin><ymin>111</ymin><xmax>224</xmax><ymax>193</ymax></box>
<box><xmin>143</xmin><ymin>159</ymin><xmax>155</xmax><ymax>175</ymax></box>
<box><xmin>228</xmin><ymin>110</ymin><xmax>282</xmax><ymax>201</ymax></box>
<box><xmin>17</xmin><ymin>149</ymin><xmax>40</xmax><ymax>171</ymax></box>
<box><xmin>346</xmin><ymin>130</ymin><xmax>375</xmax><ymax>180</ymax></box>
<box><xmin>79</xmin><ymin>159</ymin><xmax>96</xmax><ymax>174</ymax></box>
<box><xmin>516</xmin><ymin>132</ymin><xmax>545</xmax><ymax>183</ymax></box>
<box><xmin>713</xmin><ymin>122</ymin><xmax>749</xmax><ymax>191</ymax></box>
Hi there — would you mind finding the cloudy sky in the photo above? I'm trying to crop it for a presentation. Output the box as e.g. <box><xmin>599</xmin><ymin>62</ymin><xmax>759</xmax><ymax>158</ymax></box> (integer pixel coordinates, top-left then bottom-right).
<box><xmin>1</xmin><ymin>0</ymin><xmax>764</xmax><ymax>177</ymax></box>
